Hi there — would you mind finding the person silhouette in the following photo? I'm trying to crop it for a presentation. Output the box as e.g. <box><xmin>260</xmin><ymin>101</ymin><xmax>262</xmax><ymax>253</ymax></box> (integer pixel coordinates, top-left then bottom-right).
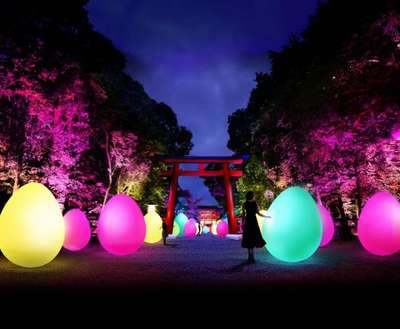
<box><xmin>162</xmin><ymin>220</ymin><xmax>168</xmax><ymax>246</ymax></box>
<box><xmin>241</xmin><ymin>191</ymin><xmax>268</xmax><ymax>264</ymax></box>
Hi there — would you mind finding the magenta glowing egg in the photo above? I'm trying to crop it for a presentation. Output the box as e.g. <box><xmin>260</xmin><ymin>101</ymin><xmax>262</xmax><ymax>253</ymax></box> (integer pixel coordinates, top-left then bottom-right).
<box><xmin>216</xmin><ymin>220</ymin><xmax>229</xmax><ymax>237</ymax></box>
<box><xmin>317</xmin><ymin>202</ymin><xmax>335</xmax><ymax>247</ymax></box>
<box><xmin>358</xmin><ymin>191</ymin><xmax>400</xmax><ymax>256</ymax></box>
<box><xmin>184</xmin><ymin>219</ymin><xmax>197</xmax><ymax>238</ymax></box>
<box><xmin>63</xmin><ymin>209</ymin><xmax>91</xmax><ymax>251</ymax></box>
<box><xmin>391</xmin><ymin>126</ymin><xmax>400</xmax><ymax>141</ymax></box>
<box><xmin>97</xmin><ymin>195</ymin><xmax>146</xmax><ymax>256</ymax></box>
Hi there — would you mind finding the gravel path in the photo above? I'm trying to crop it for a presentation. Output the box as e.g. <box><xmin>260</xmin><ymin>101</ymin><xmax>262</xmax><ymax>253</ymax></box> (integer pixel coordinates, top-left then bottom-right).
<box><xmin>1</xmin><ymin>235</ymin><xmax>399</xmax><ymax>303</ymax></box>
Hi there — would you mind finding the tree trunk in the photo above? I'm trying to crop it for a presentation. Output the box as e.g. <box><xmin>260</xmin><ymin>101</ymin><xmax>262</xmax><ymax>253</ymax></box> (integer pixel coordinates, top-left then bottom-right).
<box><xmin>102</xmin><ymin>128</ymin><xmax>113</xmax><ymax>208</ymax></box>
<box><xmin>336</xmin><ymin>195</ymin><xmax>352</xmax><ymax>240</ymax></box>
<box><xmin>12</xmin><ymin>167</ymin><xmax>19</xmax><ymax>193</ymax></box>
<box><xmin>103</xmin><ymin>184</ymin><xmax>111</xmax><ymax>208</ymax></box>
<box><xmin>354</xmin><ymin>176</ymin><xmax>362</xmax><ymax>218</ymax></box>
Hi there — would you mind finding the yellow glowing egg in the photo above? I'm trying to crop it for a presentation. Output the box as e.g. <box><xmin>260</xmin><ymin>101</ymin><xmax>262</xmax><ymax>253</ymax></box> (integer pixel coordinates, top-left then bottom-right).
<box><xmin>144</xmin><ymin>205</ymin><xmax>162</xmax><ymax>244</ymax></box>
<box><xmin>0</xmin><ymin>182</ymin><xmax>65</xmax><ymax>268</ymax></box>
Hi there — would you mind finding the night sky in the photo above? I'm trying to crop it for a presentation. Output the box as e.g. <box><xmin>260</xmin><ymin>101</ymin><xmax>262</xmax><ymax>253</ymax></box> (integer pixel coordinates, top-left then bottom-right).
<box><xmin>88</xmin><ymin>0</ymin><xmax>320</xmax><ymax>204</ymax></box>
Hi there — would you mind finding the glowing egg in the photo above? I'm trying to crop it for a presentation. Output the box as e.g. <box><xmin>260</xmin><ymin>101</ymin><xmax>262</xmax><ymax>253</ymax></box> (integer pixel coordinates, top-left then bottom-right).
<box><xmin>97</xmin><ymin>195</ymin><xmax>146</xmax><ymax>256</ymax></box>
<box><xmin>317</xmin><ymin>202</ymin><xmax>335</xmax><ymax>247</ymax></box>
<box><xmin>173</xmin><ymin>222</ymin><xmax>181</xmax><ymax>236</ymax></box>
<box><xmin>144</xmin><ymin>205</ymin><xmax>162</xmax><ymax>244</ymax></box>
<box><xmin>196</xmin><ymin>223</ymin><xmax>202</xmax><ymax>235</ymax></box>
<box><xmin>211</xmin><ymin>222</ymin><xmax>218</xmax><ymax>235</ymax></box>
<box><xmin>358</xmin><ymin>192</ymin><xmax>400</xmax><ymax>256</ymax></box>
<box><xmin>63</xmin><ymin>209</ymin><xmax>91</xmax><ymax>251</ymax></box>
<box><xmin>391</xmin><ymin>125</ymin><xmax>400</xmax><ymax>141</ymax></box>
<box><xmin>262</xmin><ymin>187</ymin><xmax>322</xmax><ymax>262</ymax></box>
<box><xmin>256</xmin><ymin>210</ymin><xmax>269</xmax><ymax>231</ymax></box>
<box><xmin>184</xmin><ymin>219</ymin><xmax>197</xmax><ymax>238</ymax></box>
<box><xmin>0</xmin><ymin>182</ymin><xmax>65</xmax><ymax>268</ymax></box>
<box><xmin>174</xmin><ymin>213</ymin><xmax>188</xmax><ymax>237</ymax></box>
<box><xmin>202</xmin><ymin>226</ymin><xmax>210</xmax><ymax>234</ymax></box>
<box><xmin>216</xmin><ymin>220</ymin><xmax>228</xmax><ymax>237</ymax></box>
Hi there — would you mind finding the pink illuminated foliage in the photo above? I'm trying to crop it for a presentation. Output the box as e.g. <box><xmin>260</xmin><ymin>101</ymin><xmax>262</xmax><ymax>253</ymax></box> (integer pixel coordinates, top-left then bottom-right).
<box><xmin>179</xmin><ymin>190</ymin><xmax>203</xmax><ymax>219</ymax></box>
<box><xmin>0</xmin><ymin>2</ymin><xmax>192</xmax><ymax>223</ymax></box>
<box><xmin>0</xmin><ymin>49</ymin><xmax>94</xmax><ymax>207</ymax></box>
<box><xmin>228</xmin><ymin>7</ymin><xmax>400</xmax><ymax>232</ymax></box>
<box><xmin>103</xmin><ymin>130</ymin><xmax>150</xmax><ymax>207</ymax></box>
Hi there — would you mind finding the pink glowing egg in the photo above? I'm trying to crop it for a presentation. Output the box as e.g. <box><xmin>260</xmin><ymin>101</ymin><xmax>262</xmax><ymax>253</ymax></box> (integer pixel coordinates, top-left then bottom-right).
<box><xmin>391</xmin><ymin>126</ymin><xmax>400</xmax><ymax>141</ymax></box>
<box><xmin>317</xmin><ymin>203</ymin><xmax>335</xmax><ymax>247</ymax></box>
<box><xmin>184</xmin><ymin>219</ymin><xmax>197</xmax><ymax>238</ymax></box>
<box><xmin>97</xmin><ymin>195</ymin><xmax>146</xmax><ymax>256</ymax></box>
<box><xmin>63</xmin><ymin>209</ymin><xmax>91</xmax><ymax>251</ymax></box>
<box><xmin>358</xmin><ymin>192</ymin><xmax>400</xmax><ymax>256</ymax></box>
<box><xmin>216</xmin><ymin>220</ymin><xmax>229</xmax><ymax>237</ymax></box>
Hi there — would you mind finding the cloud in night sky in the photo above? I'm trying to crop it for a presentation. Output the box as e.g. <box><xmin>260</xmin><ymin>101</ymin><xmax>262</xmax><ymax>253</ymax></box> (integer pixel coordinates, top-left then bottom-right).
<box><xmin>87</xmin><ymin>0</ymin><xmax>320</xmax><ymax>203</ymax></box>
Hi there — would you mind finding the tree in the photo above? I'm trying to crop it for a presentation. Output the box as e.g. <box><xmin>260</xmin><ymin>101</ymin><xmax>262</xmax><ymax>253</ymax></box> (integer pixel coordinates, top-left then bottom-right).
<box><xmin>236</xmin><ymin>156</ymin><xmax>277</xmax><ymax>211</ymax></box>
<box><xmin>227</xmin><ymin>0</ymin><xmax>400</xmax><ymax>227</ymax></box>
<box><xmin>0</xmin><ymin>1</ymin><xmax>192</xmax><ymax>222</ymax></box>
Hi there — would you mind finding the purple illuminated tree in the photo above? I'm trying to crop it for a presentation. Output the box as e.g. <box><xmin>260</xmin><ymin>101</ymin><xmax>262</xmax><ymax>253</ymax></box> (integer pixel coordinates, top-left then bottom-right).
<box><xmin>0</xmin><ymin>1</ymin><xmax>192</xmax><ymax>218</ymax></box>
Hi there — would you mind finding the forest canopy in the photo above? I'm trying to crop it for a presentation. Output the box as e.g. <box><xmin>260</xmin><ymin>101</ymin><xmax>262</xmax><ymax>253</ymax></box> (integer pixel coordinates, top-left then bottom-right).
<box><xmin>0</xmin><ymin>0</ymin><xmax>193</xmax><ymax>221</ymax></box>
<box><xmin>223</xmin><ymin>0</ymin><xmax>400</xmax><ymax>221</ymax></box>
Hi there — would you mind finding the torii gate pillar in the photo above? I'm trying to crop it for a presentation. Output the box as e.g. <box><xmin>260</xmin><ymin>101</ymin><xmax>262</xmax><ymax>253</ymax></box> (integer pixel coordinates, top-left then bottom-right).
<box><xmin>223</xmin><ymin>163</ymin><xmax>238</xmax><ymax>233</ymax></box>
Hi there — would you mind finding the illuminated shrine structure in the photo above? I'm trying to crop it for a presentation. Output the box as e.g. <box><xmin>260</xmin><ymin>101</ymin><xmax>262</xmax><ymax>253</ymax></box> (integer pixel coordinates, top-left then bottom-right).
<box><xmin>197</xmin><ymin>206</ymin><xmax>222</xmax><ymax>231</ymax></box>
<box><xmin>162</xmin><ymin>156</ymin><xmax>244</xmax><ymax>234</ymax></box>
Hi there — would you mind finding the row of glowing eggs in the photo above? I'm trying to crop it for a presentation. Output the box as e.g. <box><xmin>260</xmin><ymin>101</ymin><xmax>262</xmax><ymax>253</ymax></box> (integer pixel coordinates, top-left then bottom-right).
<box><xmin>172</xmin><ymin>212</ymin><xmax>228</xmax><ymax>237</ymax></box>
<box><xmin>63</xmin><ymin>188</ymin><xmax>400</xmax><ymax>258</ymax></box>
<box><xmin>0</xmin><ymin>183</ymin><xmax>331</xmax><ymax>267</ymax></box>
<box><xmin>98</xmin><ymin>188</ymin><xmax>400</xmax><ymax>258</ymax></box>
<box><xmin>0</xmin><ymin>182</ymin><xmax>223</xmax><ymax>268</ymax></box>
<box><xmin>258</xmin><ymin>187</ymin><xmax>400</xmax><ymax>260</ymax></box>
<box><xmin>0</xmin><ymin>183</ymin><xmax>149</xmax><ymax>267</ymax></box>
<box><xmin>0</xmin><ymin>183</ymin><xmax>101</xmax><ymax>267</ymax></box>
<box><xmin>2</xmin><ymin>182</ymin><xmax>399</xmax><ymax>268</ymax></box>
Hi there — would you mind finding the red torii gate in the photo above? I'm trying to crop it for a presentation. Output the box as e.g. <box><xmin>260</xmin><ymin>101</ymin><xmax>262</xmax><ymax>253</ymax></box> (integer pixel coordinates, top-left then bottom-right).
<box><xmin>162</xmin><ymin>156</ymin><xmax>244</xmax><ymax>234</ymax></box>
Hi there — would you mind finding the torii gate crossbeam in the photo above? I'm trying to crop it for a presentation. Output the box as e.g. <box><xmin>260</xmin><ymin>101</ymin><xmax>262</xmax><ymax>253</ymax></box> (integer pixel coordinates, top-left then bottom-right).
<box><xmin>162</xmin><ymin>156</ymin><xmax>244</xmax><ymax>234</ymax></box>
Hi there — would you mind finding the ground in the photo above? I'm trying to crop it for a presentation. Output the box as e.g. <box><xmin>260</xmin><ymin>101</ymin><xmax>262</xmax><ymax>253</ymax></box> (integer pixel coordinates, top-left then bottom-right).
<box><xmin>1</xmin><ymin>235</ymin><xmax>400</xmax><ymax>304</ymax></box>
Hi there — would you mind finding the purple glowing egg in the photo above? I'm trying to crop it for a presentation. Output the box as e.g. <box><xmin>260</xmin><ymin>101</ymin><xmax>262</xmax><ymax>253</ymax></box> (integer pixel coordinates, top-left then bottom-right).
<box><xmin>184</xmin><ymin>219</ymin><xmax>197</xmax><ymax>238</ymax></box>
<box><xmin>216</xmin><ymin>220</ymin><xmax>229</xmax><ymax>237</ymax></box>
<box><xmin>358</xmin><ymin>192</ymin><xmax>400</xmax><ymax>256</ymax></box>
<box><xmin>97</xmin><ymin>195</ymin><xmax>146</xmax><ymax>256</ymax></box>
<box><xmin>317</xmin><ymin>203</ymin><xmax>335</xmax><ymax>247</ymax></box>
<box><xmin>63</xmin><ymin>209</ymin><xmax>91</xmax><ymax>251</ymax></box>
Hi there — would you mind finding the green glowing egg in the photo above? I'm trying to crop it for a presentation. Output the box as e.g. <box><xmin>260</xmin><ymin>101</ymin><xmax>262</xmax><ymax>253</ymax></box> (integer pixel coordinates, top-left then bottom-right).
<box><xmin>174</xmin><ymin>213</ymin><xmax>188</xmax><ymax>237</ymax></box>
<box><xmin>173</xmin><ymin>221</ymin><xmax>181</xmax><ymax>236</ymax></box>
<box><xmin>262</xmin><ymin>187</ymin><xmax>322</xmax><ymax>262</ymax></box>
